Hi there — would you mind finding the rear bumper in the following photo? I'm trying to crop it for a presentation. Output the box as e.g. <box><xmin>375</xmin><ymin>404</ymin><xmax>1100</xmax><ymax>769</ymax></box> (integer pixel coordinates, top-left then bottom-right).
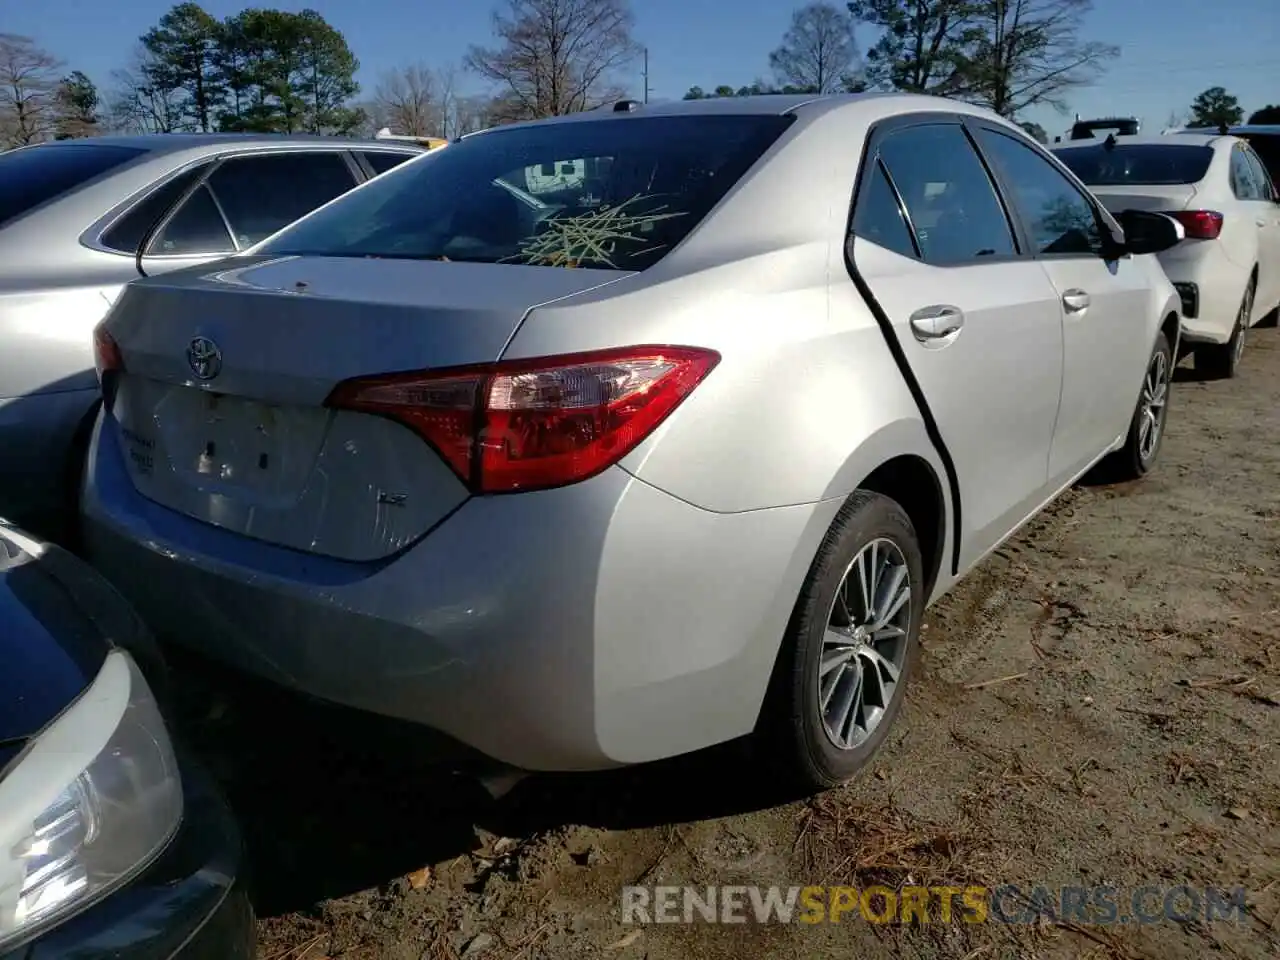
<box><xmin>11</xmin><ymin>755</ymin><xmax>253</xmax><ymax>960</ymax></box>
<box><xmin>1157</xmin><ymin>242</ymin><xmax>1249</xmax><ymax>344</ymax></box>
<box><xmin>82</xmin><ymin>413</ymin><xmax>839</xmax><ymax>772</ymax></box>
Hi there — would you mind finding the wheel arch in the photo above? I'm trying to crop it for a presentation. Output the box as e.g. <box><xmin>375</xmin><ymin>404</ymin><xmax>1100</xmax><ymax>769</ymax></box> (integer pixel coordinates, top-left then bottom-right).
<box><xmin>819</xmin><ymin>418</ymin><xmax>953</xmax><ymax>602</ymax></box>
<box><xmin>1160</xmin><ymin>309</ymin><xmax>1180</xmax><ymax>358</ymax></box>
<box><xmin>857</xmin><ymin>454</ymin><xmax>947</xmax><ymax>601</ymax></box>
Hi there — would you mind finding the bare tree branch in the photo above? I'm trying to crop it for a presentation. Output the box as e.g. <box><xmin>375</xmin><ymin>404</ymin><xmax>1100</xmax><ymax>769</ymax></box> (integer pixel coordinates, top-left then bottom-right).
<box><xmin>769</xmin><ymin>2</ymin><xmax>861</xmax><ymax>94</ymax></box>
<box><xmin>106</xmin><ymin>45</ymin><xmax>186</xmax><ymax>134</ymax></box>
<box><xmin>465</xmin><ymin>0</ymin><xmax>639</xmax><ymax>122</ymax></box>
<box><xmin>956</xmin><ymin>0</ymin><xmax>1117</xmax><ymax>117</ymax></box>
<box><xmin>0</xmin><ymin>33</ymin><xmax>63</xmax><ymax>147</ymax></box>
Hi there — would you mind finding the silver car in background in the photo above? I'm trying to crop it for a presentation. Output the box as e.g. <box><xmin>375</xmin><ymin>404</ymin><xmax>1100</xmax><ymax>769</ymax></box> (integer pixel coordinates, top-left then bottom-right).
<box><xmin>83</xmin><ymin>95</ymin><xmax>1183</xmax><ymax>791</ymax></box>
<box><xmin>0</xmin><ymin>134</ymin><xmax>424</xmax><ymax>537</ymax></box>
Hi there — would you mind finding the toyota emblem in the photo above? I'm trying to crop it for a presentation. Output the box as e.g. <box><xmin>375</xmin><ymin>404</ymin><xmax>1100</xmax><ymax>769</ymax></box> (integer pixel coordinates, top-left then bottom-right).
<box><xmin>187</xmin><ymin>336</ymin><xmax>222</xmax><ymax>381</ymax></box>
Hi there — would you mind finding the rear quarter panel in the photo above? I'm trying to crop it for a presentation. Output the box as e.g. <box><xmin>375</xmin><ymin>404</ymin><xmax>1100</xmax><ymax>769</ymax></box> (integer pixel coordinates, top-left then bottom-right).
<box><xmin>502</xmin><ymin>101</ymin><xmax>953</xmax><ymax>555</ymax></box>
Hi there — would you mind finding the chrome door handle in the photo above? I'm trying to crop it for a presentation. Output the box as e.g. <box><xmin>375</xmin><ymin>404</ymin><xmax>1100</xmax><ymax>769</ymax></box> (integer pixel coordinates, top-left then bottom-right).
<box><xmin>1062</xmin><ymin>289</ymin><xmax>1090</xmax><ymax>314</ymax></box>
<box><xmin>908</xmin><ymin>305</ymin><xmax>965</xmax><ymax>342</ymax></box>
<box><xmin>1257</xmin><ymin>217</ymin><xmax>1268</xmax><ymax>227</ymax></box>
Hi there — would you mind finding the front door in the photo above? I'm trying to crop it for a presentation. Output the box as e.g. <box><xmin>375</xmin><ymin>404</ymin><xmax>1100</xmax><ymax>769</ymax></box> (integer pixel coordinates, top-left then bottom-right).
<box><xmin>970</xmin><ymin>123</ymin><xmax>1153</xmax><ymax>486</ymax></box>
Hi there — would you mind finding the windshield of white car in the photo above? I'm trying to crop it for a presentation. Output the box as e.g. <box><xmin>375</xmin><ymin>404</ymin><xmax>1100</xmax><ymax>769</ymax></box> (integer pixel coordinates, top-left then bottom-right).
<box><xmin>258</xmin><ymin>114</ymin><xmax>794</xmax><ymax>270</ymax></box>
<box><xmin>1053</xmin><ymin>144</ymin><xmax>1214</xmax><ymax>186</ymax></box>
<box><xmin>0</xmin><ymin>144</ymin><xmax>146</xmax><ymax>228</ymax></box>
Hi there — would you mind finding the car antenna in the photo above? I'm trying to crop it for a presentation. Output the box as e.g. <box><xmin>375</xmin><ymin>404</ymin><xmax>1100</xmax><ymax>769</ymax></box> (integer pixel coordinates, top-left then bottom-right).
<box><xmin>1103</xmin><ymin>132</ymin><xmax>1117</xmax><ymax>150</ymax></box>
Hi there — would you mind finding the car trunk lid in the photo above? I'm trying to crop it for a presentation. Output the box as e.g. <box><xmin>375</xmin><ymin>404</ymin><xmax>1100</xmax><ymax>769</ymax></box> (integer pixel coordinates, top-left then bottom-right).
<box><xmin>1087</xmin><ymin>184</ymin><xmax>1199</xmax><ymax>214</ymax></box>
<box><xmin>103</xmin><ymin>256</ymin><xmax>631</xmax><ymax>561</ymax></box>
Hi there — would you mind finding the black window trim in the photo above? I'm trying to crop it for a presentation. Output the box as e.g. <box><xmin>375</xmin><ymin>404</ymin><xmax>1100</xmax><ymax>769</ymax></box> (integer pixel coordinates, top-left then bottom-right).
<box><xmin>83</xmin><ymin>146</ymin><xmax>365</xmax><ymax>260</ymax></box>
<box><xmin>963</xmin><ymin>117</ymin><xmax>1123</xmax><ymax>263</ymax></box>
<box><xmin>848</xmin><ymin>112</ymin><xmax>1025</xmax><ymax>268</ymax></box>
<box><xmin>869</xmin><ymin>157</ymin><xmax>923</xmax><ymax>260</ymax></box>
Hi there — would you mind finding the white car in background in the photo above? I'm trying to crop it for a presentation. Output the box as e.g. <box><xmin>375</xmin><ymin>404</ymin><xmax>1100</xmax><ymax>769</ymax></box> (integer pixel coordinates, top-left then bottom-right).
<box><xmin>1055</xmin><ymin>134</ymin><xmax>1280</xmax><ymax>378</ymax></box>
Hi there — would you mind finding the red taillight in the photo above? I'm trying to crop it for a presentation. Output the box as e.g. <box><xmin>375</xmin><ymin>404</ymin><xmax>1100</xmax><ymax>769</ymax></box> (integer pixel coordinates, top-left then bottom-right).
<box><xmin>326</xmin><ymin>345</ymin><xmax>720</xmax><ymax>493</ymax></box>
<box><xmin>94</xmin><ymin>325</ymin><xmax>124</xmax><ymax>378</ymax></box>
<box><xmin>1166</xmin><ymin>209</ymin><xmax>1223</xmax><ymax>240</ymax></box>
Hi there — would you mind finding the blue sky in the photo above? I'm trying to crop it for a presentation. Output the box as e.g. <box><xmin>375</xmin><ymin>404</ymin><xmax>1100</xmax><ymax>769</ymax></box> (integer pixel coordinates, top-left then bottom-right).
<box><xmin>7</xmin><ymin>0</ymin><xmax>1276</xmax><ymax>137</ymax></box>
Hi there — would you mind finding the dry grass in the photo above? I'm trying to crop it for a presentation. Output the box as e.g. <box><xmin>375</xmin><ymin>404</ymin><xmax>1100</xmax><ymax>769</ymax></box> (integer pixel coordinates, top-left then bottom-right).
<box><xmin>795</xmin><ymin>793</ymin><xmax>992</xmax><ymax>891</ymax></box>
<box><xmin>792</xmin><ymin>792</ymin><xmax>1167</xmax><ymax>959</ymax></box>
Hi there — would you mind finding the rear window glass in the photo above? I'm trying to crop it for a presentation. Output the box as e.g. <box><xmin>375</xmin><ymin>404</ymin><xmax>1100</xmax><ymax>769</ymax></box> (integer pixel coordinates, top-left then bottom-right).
<box><xmin>259</xmin><ymin>115</ymin><xmax>794</xmax><ymax>270</ymax></box>
<box><xmin>0</xmin><ymin>144</ymin><xmax>145</xmax><ymax>228</ymax></box>
<box><xmin>1053</xmin><ymin>144</ymin><xmax>1214</xmax><ymax>186</ymax></box>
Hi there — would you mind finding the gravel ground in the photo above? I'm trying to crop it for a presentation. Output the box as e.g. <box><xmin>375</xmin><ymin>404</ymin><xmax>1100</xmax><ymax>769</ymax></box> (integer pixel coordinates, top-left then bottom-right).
<box><xmin>175</xmin><ymin>325</ymin><xmax>1280</xmax><ymax>960</ymax></box>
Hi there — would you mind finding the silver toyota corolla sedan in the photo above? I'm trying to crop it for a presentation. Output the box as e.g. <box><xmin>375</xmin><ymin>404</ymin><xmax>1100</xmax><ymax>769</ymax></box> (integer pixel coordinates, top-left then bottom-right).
<box><xmin>0</xmin><ymin>134</ymin><xmax>423</xmax><ymax>537</ymax></box>
<box><xmin>82</xmin><ymin>94</ymin><xmax>1184</xmax><ymax>790</ymax></box>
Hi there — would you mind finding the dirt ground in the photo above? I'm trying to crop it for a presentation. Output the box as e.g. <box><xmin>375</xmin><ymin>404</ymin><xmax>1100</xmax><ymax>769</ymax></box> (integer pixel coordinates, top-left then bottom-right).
<box><xmin>177</xmin><ymin>326</ymin><xmax>1279</xmax><ymax>960</ymax></box>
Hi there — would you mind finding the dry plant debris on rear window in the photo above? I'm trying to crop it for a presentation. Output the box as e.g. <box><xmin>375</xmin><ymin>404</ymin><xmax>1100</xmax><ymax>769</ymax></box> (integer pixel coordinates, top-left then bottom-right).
<box><xmin>504</xmin><ymin>195</ymin><xmax>687</xmax><ymax>269</ymax></box>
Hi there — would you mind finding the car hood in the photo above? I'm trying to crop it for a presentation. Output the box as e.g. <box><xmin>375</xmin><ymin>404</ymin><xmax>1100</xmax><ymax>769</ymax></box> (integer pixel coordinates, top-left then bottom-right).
<box><xmin>0</xmin><ymin>523</ymin><xmax>109</xmax><ymax>758</ymax></box>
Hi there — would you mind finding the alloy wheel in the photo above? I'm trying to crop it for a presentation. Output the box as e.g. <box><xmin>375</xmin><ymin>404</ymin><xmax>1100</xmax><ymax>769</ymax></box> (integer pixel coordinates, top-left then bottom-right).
<box><xmin>1137</xmin><ymin>346</ymin><xmax>1170</xmax><ymax>463</ymax></box>
<box><xmin>818</xmin><ymin>538</ymin><xmax>912</xmax><ymax>750</ymax></box>
<box><xmin>1233</xmin><ymin>284</ymin><xmax>1253</xmax><ymax>367</ymax></box>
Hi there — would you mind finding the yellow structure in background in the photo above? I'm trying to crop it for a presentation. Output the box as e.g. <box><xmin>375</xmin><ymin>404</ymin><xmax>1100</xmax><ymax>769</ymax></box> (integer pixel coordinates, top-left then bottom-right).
<box><xmin>374</xmin><ymin>128</ymin><xmax>448</xmax><ymax>149</ymax></box>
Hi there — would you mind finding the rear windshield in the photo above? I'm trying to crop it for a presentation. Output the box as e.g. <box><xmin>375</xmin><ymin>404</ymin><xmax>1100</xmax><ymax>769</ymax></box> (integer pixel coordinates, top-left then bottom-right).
<box><xmin>1053</xmin><ymin>144</ymin><xmax>1214</xmax><ymax>186</ymax></box>
<box><xmin>0</xmin><ymin>143</ymin><xmax>145</xmax><ymax>228</ymax></box>
<box><xmin>1236</xmin><ymin>132</ymin><xmax>1279</xmax><ymax>185</ymax></box>
<box><xmin>258</xmin><ymin>114</ymin><xmax>794</xmax><ymax>270</ymax></box>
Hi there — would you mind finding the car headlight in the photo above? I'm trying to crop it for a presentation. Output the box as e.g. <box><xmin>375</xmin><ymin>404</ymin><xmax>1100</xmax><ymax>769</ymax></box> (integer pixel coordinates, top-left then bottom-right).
<box><xmin>0</xmin><ymin>650</ymin><xmax>183</xmax><ymax>950</ymax></box>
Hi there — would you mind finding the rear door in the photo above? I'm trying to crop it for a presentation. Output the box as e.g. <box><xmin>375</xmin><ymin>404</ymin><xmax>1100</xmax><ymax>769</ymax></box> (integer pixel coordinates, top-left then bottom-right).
<box><xmin>847</xmin><ymin>117</ymin><xmax>1064</xmax><ymax>570</ymax></box>
<box><xmin>1240</xmin><ymin>145</ymin><xmax>1280</xmax><ymax>314</ymax></box>
<box><xmin>971</xmin><ymin>122</ymin><xmax>1153</xmax><ymax>485</ymax></box>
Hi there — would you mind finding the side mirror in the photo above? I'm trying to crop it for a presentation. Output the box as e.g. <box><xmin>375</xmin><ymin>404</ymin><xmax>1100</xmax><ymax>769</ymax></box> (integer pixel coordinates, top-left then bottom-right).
<box><xmin>1117</xmin><ymin>209</ymin><xmax>1183</xmax><ymax>255</ymax></box>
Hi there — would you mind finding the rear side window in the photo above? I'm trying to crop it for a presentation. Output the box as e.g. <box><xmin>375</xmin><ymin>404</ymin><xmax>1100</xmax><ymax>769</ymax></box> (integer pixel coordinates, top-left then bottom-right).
<box><xmin>852</xmin><ymin>161</ymin><xmax>917</xmax><ymax>258</ymax></box>
<box><xmin>146</xmin><ymin>185</ymin><xmax>235</xmax><ymax>256</ymax></box>
<box><xmin>101</xmin><ymin>165</ymin><xmax>208</xmax><ymax>254</ymax></box>
<box><xmin>258</xmin><ymin>115</ymin><xmax>795</xmax><ymax>270</ymax></box>
<box><xmin>1242</xmin><ymin>147</ymin><xmax>1276</xmax><ymax>198</ymax></box>
<box><xmin>0</xmin><ymin>144</ymin><xmax>145</xmax><ymax>228</ymax></box>
<box><xmin>975</xmin><ymin>128</ymin><xmax>1102</xmax><ymax>257</ymax></box>
<box><xmin>1053</xmin><ymin>143</ymin><xmax>1214</xmax><ymax>186</ymax></box>
<box><xmin>363</xmin><ymin>151</ymin><xmax>416</xmax><ymax>175</ymax></box>
<box><xmin>204</xmin><ymin>152</ymin><xmax>358</xmax><ymax>247</ymax></box>
<box><xmin>876</xmin><ymin>124</ymin><xmax>1016</xmax><ymax>264</ymax></box>
<box><xmin>1237</xmin><ymin>133</ymin><xmax>1280</xmax><ymax>185</ymax></box>
<box><xmin>1229</xmin><ymin>147</ymin><xmax>1264</xmax><ymax>199</ymax></box>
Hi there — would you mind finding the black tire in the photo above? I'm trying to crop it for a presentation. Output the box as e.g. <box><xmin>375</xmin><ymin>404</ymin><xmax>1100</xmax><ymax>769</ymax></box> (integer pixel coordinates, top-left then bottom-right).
<box><xmin>1095</xmin><ymin>330</ymin><xmax>1173</xmax><ymax>483</ymax></box>
<box><xmin>1258</xmin><ymin>307</ymin><xmax>1278</xmax><ymax>329</ymax></box>
<box><xmin>1195</xmin><ymin>277</ymin><xmax>1254</xmax><ymax>380</ymax></box>
<box><xmin>757</xmin><ymin>490</ymin><xmax>925</xmax><ymax>792</ymax></box>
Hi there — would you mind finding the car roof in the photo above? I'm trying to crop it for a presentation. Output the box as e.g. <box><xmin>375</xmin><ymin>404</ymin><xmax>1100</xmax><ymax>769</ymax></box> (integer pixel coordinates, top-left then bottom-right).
<box><xmin>462</xmin><ymin>92</ymin><xmax>1014</xmax><ymax>137</ymax></box>
<box><xmin>20</xmin><ymin>132</ymin><xmax>424</xmax><ymax>155</ymax></box>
